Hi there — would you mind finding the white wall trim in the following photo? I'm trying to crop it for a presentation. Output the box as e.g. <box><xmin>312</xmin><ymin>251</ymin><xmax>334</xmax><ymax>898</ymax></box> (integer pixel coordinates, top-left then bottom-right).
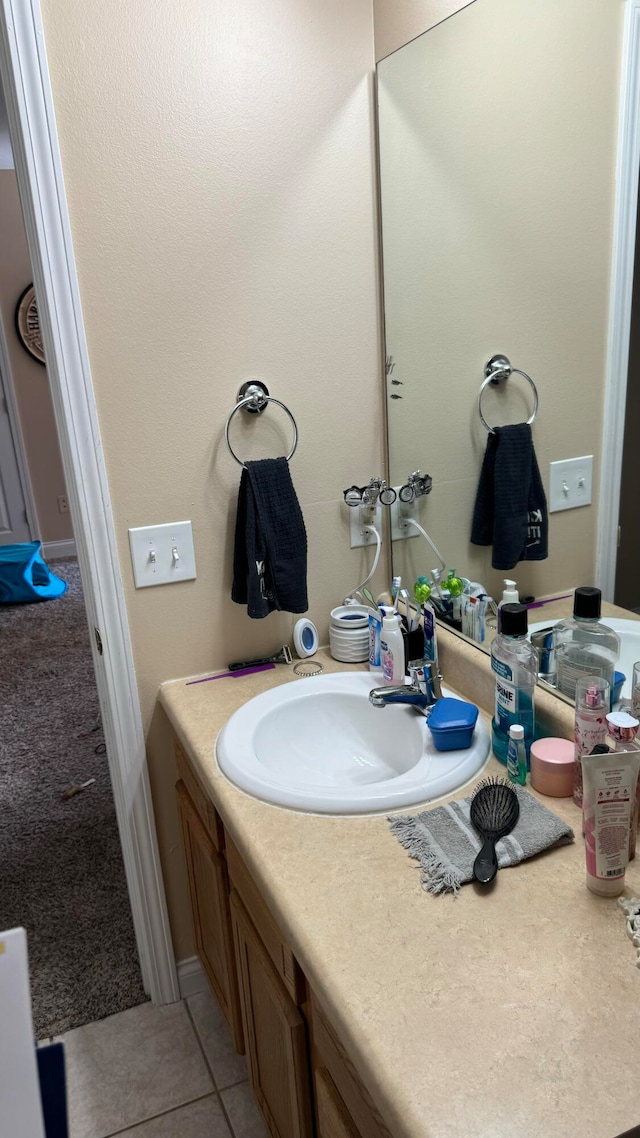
<box><xmin>0</xmin><ymin>0</ymin><xmax>179</xmax><ymax>1004</ymax></box>
<box><xmin>41</xmin><ymin>537</ymin><xmax>76</xmax><ymax>560</ymax></box>
<box><xmin>177</xmin><ymin>957</ymin><xmax>207</xmax><ymax>1001</ymax></box>
<box><xmin>0</xmin><ymin>307</ymin><xmax>39</xmax><ymax>540</ymax></box>
<box><xmin>597</xmin><ymin>0</ymin><xmax>640</xmax><ymax>599</ymax></box>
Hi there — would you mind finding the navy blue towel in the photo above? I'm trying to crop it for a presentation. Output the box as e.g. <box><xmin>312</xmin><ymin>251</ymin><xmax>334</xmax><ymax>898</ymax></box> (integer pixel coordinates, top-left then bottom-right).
<box><xmin>470</xmin><ymin>423</ymin><xmax>548</xmax><ymax>571</ymax></box>
<box><xmin>232</xmin><ymin>457</ymin><xmax>308</xmax><ymax>618</ymax></box>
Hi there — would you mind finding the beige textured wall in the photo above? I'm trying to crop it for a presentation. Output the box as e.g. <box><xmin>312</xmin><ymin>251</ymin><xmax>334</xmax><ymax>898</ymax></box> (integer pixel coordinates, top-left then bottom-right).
<box><xmin>374</xmin><ymin>0</ymin><xmax>473</xmax><ymax>60</ymax></box>
<box><xmin>0</xmin><ymin>170</ymin><xmax>71</xmax><ymax>544</ymax></box>
<box><xmin>40</xmin><ymin>0</ymin><xmax>385</xmax><ymax>960</ymax></box>
<box><xmin>377</xmin><ymin>0</ymin><xmax>623</xmax><ymax>604</ymax></box>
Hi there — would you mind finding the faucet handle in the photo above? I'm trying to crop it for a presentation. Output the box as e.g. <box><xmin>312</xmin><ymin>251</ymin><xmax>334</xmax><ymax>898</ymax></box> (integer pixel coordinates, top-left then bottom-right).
<box><xmin>409</xmin><ymin>660</ymin><xmax>442</xmax><ymax>704</ymax></box>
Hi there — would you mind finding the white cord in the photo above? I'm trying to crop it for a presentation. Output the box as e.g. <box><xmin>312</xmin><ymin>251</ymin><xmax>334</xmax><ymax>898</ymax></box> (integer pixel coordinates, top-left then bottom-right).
<box><xmin>403</xmin><ymin>517</ymin><xmax>446</xmax><ymax>572</ymax></box>
<box><xmin>344</xmin><ymin>524</ymin><xmax>382</xmax><ymax>605</ymax></box>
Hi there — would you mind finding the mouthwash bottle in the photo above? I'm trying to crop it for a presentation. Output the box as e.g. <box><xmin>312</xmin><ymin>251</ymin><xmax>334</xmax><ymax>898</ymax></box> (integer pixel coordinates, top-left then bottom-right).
<box><xmin>555</xmin><ymin>586</ymin><xmax>620</xmax><ymax>702</ymax></box>
<box><xmin>491</xmin><ymin>603</ymin><xmax>537</xmax><ymax>765</ymax></box>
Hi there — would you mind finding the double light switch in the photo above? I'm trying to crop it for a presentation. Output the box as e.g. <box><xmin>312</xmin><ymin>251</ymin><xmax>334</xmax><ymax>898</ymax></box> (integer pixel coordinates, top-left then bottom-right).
<box><xmin>128</xmin><ymin>520</ymin><xmax>197</xmax><ymax>587</ymax></box>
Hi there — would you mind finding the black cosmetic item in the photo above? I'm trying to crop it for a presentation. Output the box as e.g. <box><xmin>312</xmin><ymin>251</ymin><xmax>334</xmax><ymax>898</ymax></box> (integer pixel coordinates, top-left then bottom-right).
<box><xmin>470</xmin><ymin>777</ymin><xmax>520</xmax><ymax>884</ymax></box>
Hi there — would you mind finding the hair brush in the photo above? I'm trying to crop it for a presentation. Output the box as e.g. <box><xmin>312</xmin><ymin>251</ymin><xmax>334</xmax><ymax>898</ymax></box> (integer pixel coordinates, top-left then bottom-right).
<box><xmin>469</xmin><ymin>777</ymin><xmax>520</xmax><ymax>884</ymax></box>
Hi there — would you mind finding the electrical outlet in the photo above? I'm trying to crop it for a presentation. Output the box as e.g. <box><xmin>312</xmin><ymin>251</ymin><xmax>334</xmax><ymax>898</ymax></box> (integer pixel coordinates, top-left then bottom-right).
<box><xmin>128</xmin><ymin>520</ymin><xmax>197</xmax><ymax>587</ymax></box>
<box><xmin>389</xmin><ymin>488</ymin><xmax>419</xmax><ymax>541</ymax></box>
<box><xmin>549</xmin><ymin>455</ymin><xmax>593</xmax><ymax>513</ymax></box>
<box><xmin>349</xmin><ymin>500</ymin><xmax>383</xmax><ymax>548</ymax></box>
<box><xmin>57</xmin><ymin>494</ymin><xmax>69</xmax><ymax>514</ymax></box>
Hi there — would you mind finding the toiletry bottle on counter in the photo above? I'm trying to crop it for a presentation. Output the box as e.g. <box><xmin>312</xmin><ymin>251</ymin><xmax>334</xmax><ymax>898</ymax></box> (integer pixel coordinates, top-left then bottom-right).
<box><xmin>573</xmin><ymin>676</ymin><xmax>610</xmax><ymax>809</ymax></box>
<box><xmin>582</xmin><ymin>743</ymin><xmax>640</xmax><ymax>897</ymax></box>
<box><xmin>555</xmin><ymin>587</ymin><xmax>620</xmax><ymax>702</ymax></box>
<box><xmin>605</xmin><ymin>711</ymin><xmax>640</xmax><ymax>859</ymax></box>
<box><xmin>491</xmin><ymin>603</ymin><xmax>537</xmax><ymax>765</ymax></box>
<box><xmin>506</xmin><ymin>724</ymin><xmax>527</xmax><ymax>786</ymax></box>
<box><xmin>497</xmin><ymin>579</ymin><xmax>518</xmax><ymax>633</ymax></box>
<box><xmin>380</xmin><ymin>607</ymin><xmax>405</xmax><ymax>685</ymax></box>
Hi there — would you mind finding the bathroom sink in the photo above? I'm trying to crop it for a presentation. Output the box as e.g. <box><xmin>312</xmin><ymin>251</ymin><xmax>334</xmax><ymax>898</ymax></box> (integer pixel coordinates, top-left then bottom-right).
<box><xmin>215</xmin><ymin>671</ymin><xmax>490</xmax><ymax>814</ymax></box>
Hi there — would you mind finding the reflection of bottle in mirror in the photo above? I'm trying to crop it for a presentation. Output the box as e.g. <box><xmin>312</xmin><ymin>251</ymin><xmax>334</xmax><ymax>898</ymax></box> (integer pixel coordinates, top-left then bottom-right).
<box><xmin>555</xmin><ymin>587</ymin><xmax>620</xmax><ymax>702</ymax></box>
<box><xmin>497</xmin><ymin>579</ymin><xmax>518</xmax><ymax>633</ymax></box>
<box><xmin>605</xmin><ymin>711</ymin><xmax>640</xmax><ymax>859</ymax></box>
<box><xmin>491</xmin><ymin>604</ymin><xmax>537</xmax><ymax>765</ymax></box>
<box><xmin>573</xmin><ymin>676</ymin><xmax>610</xmax><ymax>808</ymax></box>
<box><xmin>633</xmin><ymin>661</ymin><xmax>640</xmax><ymax>721</ymax></box>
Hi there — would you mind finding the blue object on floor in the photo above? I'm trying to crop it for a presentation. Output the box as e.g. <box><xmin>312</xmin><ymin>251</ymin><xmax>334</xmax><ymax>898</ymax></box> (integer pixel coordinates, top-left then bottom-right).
<box><xmin>0</xmin><ymin>542</ymin><xmax>67</xmax><ymax>604</ymax></box>
<box><xmin>36</xmin><ymin>1042</ymin><xmax>69</xmax><ymax>1138</ymax></box>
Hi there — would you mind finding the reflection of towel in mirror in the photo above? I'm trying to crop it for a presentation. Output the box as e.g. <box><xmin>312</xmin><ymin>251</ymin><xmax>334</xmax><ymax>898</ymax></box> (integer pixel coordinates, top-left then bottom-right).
<box><xmin>232</xmin><ymin>457</ymin><xmax>308</xmax><ymax>618</ymax></box>
<box><xmin>470</xmin><ymin>423</ymin><xmax>548</xmax><ymax>571</ymax></box>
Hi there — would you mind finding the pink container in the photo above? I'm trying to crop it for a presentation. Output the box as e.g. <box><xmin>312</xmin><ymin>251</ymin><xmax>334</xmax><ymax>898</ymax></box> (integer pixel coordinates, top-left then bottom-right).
<box><xmin>530</xmin><ymin>737</ymin><xmax>575</xmax><ymax>798</ymax></box>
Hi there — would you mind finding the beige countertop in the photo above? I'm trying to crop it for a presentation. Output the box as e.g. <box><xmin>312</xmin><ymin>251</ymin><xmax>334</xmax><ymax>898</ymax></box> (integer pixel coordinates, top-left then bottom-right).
<box><xmin>159</xmin><ymin>646</ymin><xmax>640</xmax><ymax>1138</ymax></box>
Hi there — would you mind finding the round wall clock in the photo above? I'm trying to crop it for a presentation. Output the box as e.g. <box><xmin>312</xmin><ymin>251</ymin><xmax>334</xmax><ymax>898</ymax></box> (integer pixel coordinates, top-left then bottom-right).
<box><xmin>15</xmin><ymin>284</ymin><xmax>45</xmax><ymax>365</ymax></box>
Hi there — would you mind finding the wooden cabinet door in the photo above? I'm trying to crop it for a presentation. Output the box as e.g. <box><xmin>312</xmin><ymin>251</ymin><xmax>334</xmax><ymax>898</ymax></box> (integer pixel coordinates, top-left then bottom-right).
<box><xmin>231</xmin><ymin>891</ymin><xmax>313</xmax><ymax>1138</ymax></box>
<box><xmin>315</xmin><ymin>1067</ymin><xmax>360</xmax><ymax>1138</ymax></box>
<box><xmin>176</xmin><ymin>780</ymin><xmax>243</xmax><ymax>1052</ymax></box>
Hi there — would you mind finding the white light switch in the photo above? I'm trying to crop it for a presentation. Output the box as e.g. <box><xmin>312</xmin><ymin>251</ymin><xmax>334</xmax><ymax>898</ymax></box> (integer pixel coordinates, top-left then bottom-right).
<box><xmin>128</xmin><ymin>520</ymin><xmax>197</xmax><ymax>587</ymax></box>
<box><xmin>549</xmin><ymin>455</ymin><xmax>593</xmax><ymax>513</ymax></box>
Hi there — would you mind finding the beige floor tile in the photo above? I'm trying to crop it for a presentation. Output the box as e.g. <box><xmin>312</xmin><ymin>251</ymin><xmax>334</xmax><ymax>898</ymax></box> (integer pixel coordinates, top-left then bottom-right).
<box><xmin>220</xmin><ymin>1082</ymin><xmax>268</xmax><ymax>1138</ymax></box>
<box><xmin>187</xmin><ymin>990</ymin><xmax>247</xmax><ymax>1090</ymax></box>
<box><xmin>59</xmin><ymin>1000</ymin><xmax>213</xmax><ymax>1138</ymax></box>
<box><xmin>113</xmin><ymin>1094</ymin><xmax>231</xmax><ymax>1137</ymax></box>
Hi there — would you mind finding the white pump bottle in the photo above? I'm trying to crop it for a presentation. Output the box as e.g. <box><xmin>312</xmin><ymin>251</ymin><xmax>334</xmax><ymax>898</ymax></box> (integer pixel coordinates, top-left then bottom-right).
<box><xmin>380</xmin><ymin>606</ymin><xmax>405</xmax><ymax>686</ymax></box>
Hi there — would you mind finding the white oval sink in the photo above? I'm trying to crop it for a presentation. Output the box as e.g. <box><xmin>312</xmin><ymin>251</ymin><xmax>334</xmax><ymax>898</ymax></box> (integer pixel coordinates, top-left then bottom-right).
<box><xmin>216</xmin><ymin>671</ymin><xmax>490</xmax><ymax>814</ymax></box>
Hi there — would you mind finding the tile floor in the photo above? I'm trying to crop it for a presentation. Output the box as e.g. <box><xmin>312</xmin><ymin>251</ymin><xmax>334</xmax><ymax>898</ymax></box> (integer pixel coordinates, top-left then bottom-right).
<box><xmin>51</xmin><ymin>991</ymin><xmax>268</xmax><ymax>1138</ymax></box>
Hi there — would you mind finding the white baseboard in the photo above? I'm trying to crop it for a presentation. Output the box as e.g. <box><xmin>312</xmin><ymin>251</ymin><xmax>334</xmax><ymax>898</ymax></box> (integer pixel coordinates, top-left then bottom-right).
<box><xmin>41</xmin><ymin>538</ymin><xmax>76</xmax><ymax>560</ymax></box>
<box><xmin>177</xmin><ymin>956</ymin><xmax>207</xmax><ymax>1000</ymax></box>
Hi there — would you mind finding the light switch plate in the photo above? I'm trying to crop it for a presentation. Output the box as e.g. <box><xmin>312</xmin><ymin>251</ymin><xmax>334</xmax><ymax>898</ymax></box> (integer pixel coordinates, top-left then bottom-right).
<box><xmin>128</xmin><ymin>520</ymin><xmax>197</xmax><ymax>587</ymax></box>
<box><xmin>549</xmin><ymin>455</ymin><xmax>593</xmax><ymax>513</ymax></box>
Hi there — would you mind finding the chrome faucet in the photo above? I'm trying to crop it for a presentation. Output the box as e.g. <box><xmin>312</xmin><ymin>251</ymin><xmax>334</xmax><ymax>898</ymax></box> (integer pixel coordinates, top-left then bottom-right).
<box><xmin>369</xmin><ymin>662</ymin><xmax>442</xmax><ymax>715</ymax></box>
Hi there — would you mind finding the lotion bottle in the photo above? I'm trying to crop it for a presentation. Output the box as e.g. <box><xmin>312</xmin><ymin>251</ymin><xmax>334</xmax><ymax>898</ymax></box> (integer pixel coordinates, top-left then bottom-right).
<box><xmin>380</xmin><ymin>607</ymin><xmax>405</xmax><ymax>686</ymax></box>
<box><xmin>573</xmin><ymin>676</ymin><xmax>610</xmax><ymax>808</ymax></box>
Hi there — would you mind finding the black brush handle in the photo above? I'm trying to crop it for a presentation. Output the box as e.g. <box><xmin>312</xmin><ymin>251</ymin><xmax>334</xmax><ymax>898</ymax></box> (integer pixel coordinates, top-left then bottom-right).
<box><xmin>473</xmin><ymin>838</ymin><xmax>498</xmax><ymax>884</ymax></box>
<box><xmin>228</xmin><ymin>656</ymin><xmax>274</xmax><ymax>671</ymax></box>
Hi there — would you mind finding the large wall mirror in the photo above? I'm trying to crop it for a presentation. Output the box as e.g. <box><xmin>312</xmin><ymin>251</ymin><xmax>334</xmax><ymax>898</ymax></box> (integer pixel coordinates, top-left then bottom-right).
<box><xmin>377</xmin><ymin>0</ymin><xmax>640</xmax><ymax>701</ymax></box>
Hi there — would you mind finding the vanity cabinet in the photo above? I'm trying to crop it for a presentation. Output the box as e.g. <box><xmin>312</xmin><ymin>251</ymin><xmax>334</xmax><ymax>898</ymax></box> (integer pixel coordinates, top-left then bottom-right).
<box><xmin>231</xmin><ymin>890</ymin><xmax>314</xmax><ymax>1138</ymax></box>
<box><xmin>174</xmin><ymin>737</ymin><xmax>394</xmax><ymax>1138</ymax></box>
<box><xmin>175</xmin><ymin>779</ymin><xmax>243</xmax><ymax>1051</ymax></box>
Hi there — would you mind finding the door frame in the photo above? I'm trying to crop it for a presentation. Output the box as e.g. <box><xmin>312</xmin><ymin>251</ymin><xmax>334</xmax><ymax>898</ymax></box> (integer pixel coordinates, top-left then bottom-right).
<box><xmin>0</xmin><ymin>301</ymin><xmax>39</xmax><ymax>542</ymax></box>
<box><xmin>0</xmin><ymin>0</ymin><xmax>179</xmax><ymax>1003</ymax></box>
<box><xmin>597</xmin><ymin>0</ymin><xmax>640</xmax><ymax>599</ymax></box>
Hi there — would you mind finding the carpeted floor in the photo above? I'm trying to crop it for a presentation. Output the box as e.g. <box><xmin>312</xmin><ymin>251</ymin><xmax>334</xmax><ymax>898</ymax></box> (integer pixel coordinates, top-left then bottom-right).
<box><xmin>0</xmin><ymin>557</ymin><xmax>147</xmax><ymax>1037</ymax></box>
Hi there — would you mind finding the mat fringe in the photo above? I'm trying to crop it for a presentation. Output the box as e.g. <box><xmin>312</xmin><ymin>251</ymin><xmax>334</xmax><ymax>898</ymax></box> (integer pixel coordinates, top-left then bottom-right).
<box><xmin>389</xmin><ymin>815</ymin><xmax>463</xmax><ymax>895</ymax></box>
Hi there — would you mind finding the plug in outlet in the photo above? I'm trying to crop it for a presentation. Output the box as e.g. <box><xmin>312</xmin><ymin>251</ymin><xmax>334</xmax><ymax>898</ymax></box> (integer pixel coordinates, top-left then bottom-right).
<box><xmin>349</xmin><ymin>500</ymin><xmax>383</xmax><ymax>548</ymax></box>
<box><xmin>390</xmin><ymin>488</ymin><xmax>419</xmax><ymax>541</ymax></box>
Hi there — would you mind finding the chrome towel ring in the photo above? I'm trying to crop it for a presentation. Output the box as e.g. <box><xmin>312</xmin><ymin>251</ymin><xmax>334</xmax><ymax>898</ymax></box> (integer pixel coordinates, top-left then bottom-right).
<box><xmin>478</xmin><ymin>354</ymin><xmax>539</xmax><ymax>434</ymax></box>
<box><xmin>225</xmin><ymin>381</ymin><xmax>299</xmax><ymax>467</ymax></box>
